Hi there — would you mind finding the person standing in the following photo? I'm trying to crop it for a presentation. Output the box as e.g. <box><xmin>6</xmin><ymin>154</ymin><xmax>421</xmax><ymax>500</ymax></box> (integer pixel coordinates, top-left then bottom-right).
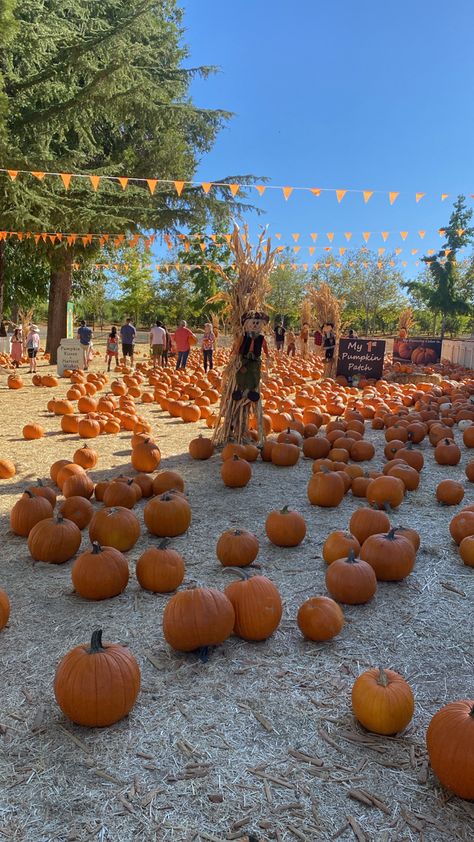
<box><xmin>300</xmin><ymin>322</ymin><xmax>310</xmax><ymax>357</ymax></box>
<box><xmin>202</xmin><ymin>322</ymin><xmax>215</xmax><ymax>372</ymax></box>
<box><xmin>323</xmin><ymin>323</ymin><xmax>337</xmax><ymax>375</ymax></box>
<box><xmin>174</xmin><ymin>320</ymin><xmax>196</xmax><ymax>370</ymax></box>
<box><xmin>10</xmin><ymin>328</ymin><xmax>23</xmax><ymax>368</ymax></box>
<box><xmin>77</xmin><ymin>319</ymin><xmax>93</xmax><ymax>370</ymax></box>
<box><xmin>161</xmin><ymin>324</ymin><xmax>171</xmax><ymax>367</ymax></box>
<box><xmin>149</xmin><ymin>320</ymin><xmax>166</xmax><ymax>369</ymax></box>
<box><xmin>286</xmin><ymin>328</ymin><xmax>296</xmax><ymax>357</ymax></box>
<box><xmin>106</xmin><ymin>326</ymin><xmax>119</xmax><ymax>371</ymax></box>
<box><xmin>26</xmin><ymin>324</ymin><xmax>40</xmax><ymax>373</ymax></box>
<box><xmin>120</xmin><ymin>317</ymin><xmax>136</xmax><ymax>368</ymax></box>
<box><xmin>274</xmin><ymin>322</ymin><xmax>285</xmax><ymax>353</ymax></box>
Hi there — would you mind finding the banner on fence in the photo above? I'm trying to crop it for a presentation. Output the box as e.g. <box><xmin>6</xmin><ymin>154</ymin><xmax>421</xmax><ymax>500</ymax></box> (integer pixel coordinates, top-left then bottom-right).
<box><xmin>393</xmin><ymin>337</ymin><xmax>442</xmax><ymax>365</ymax></box>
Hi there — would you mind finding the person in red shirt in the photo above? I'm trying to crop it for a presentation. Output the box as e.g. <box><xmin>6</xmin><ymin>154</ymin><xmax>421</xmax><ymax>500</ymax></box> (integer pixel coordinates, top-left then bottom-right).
<box><xmin>174</xmin><ymin>320</ymin><xmax>196</xmax><ymax>370</ymax></box>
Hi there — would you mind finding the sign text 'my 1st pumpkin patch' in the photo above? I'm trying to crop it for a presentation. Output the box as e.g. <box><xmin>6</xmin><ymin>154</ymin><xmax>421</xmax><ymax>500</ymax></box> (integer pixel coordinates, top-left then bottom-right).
<box><xmin>336</xmin><ymin>338</ymin><xmax>386</xmax><ymax>383</ymax></box>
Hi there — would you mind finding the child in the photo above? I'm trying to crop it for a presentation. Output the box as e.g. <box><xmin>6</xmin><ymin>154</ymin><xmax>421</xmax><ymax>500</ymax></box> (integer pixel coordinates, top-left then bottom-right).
<box><xmin>106</xmin><ymin>327</ymin><xmax>119</xmax><ymax>371</ymax></box>
<box><xmin>202</xmin><ymin>322</ymin><xmax>215</xmax><ymax>372</ymax></box>
<box><xmin>10</xmin><ymin>328</ymin><xmax>23</xmax><ymax>368</ymax></box>
<box><xmin>286</xmin><ymin>328</ymin><xmax>296</xmax><ymax>357</ymax></box>
<box><xmin>26</xmin><ymin>324</ymin><xmax>40</xmax><ymax>373</ymax></box>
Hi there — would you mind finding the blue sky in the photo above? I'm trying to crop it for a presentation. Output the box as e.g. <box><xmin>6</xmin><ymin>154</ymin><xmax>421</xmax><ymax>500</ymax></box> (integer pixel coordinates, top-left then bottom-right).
<box><xmin>174</xmin><ymin>0</ymin><xmax>474</xmax><ymax>277</ymax></box>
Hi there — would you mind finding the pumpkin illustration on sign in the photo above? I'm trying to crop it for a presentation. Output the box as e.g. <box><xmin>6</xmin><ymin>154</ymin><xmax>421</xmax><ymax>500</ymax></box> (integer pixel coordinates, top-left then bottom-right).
<box><xmin>232</xmin><ymin>311</ymin><xmax>270</xmax><ymax>403</ymax></box>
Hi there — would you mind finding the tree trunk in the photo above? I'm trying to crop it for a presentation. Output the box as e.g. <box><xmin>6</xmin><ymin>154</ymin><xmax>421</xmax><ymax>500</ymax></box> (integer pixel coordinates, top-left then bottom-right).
<box><xmin>0</xmin><ymin>240</ymin><xmax>5</xmax><ymax>317</ymax></box>
<box><xmin>46</xmin><ymin>247</ymin><xmax>74</xmax><ymax>364</ymax></box>
<box><xmin>440</xmin><ymin>311</ymin><xmax>446</xmax><ymax>343</ymax></box>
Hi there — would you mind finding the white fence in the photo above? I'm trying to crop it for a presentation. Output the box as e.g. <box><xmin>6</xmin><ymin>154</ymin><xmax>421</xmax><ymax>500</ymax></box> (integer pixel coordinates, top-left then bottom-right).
<box><xmin>441</xmin><ymin>339</ymin><xmax>474</xmax><ymax>369</ymax></box>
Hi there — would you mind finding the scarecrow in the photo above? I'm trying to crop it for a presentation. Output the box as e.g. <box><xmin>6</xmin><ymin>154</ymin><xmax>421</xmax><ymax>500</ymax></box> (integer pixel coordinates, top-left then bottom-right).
<box><xmin>232</xmin><ymin>310</ymin><xmax>270</xmax><ymax>403</ymax></box>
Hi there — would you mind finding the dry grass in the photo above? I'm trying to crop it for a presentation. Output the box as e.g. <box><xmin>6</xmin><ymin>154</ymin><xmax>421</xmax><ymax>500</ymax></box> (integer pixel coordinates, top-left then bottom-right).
<box><xmin>0</xmin><ymin>355</ymin><xmax>473</xmax><ymax>842</ymax></box>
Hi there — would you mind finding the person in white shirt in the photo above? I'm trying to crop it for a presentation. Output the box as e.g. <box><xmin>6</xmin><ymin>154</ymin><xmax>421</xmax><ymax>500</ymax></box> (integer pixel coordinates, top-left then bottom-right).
<box><xmin>149</xmin><ymin>320</ymin><xmax>167</xmax><ymax>369</ymax></box>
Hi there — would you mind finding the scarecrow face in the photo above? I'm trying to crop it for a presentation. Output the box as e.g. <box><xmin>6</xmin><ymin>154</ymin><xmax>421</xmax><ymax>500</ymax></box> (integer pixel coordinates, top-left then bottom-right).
<box><xmin>243</xmin><ymin>316</ymin><xmax>265</xmax><ymax>335</ymax></box>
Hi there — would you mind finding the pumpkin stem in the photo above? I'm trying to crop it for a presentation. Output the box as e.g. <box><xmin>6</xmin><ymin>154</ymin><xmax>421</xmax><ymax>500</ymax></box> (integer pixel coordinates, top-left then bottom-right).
<box><xmin>345</xmin><ymin>549</ymin><xmax>357</xmax><ymax>564</ymax></box>
<box><xmin>158</xmin><ymin>538</ymin><xmax>170</xmax><ymax>549</ymax></box>
<box><xmin>24</xmin><ymin>489</ymin><xmax>34</xmax><ymax>498</ymax></box>
<box><xmin>37</xmin><ymin>478</ymin><xmax>44</xmax><ymax>486</ymax></box>
<box><xmin>280</xmin><ymin>505</ymin><xmax>290</xmax><ymax>514</ymax></box>
<box><xmin>470</xmin><ymin>705</ymin><xmax>474</xmax><ymax>718</ymax></box>
<box><xmin>89</xmin><ymin>629</ymin><xmax>105</xmax><ymax>653</ymax></box>
<box><xmin>385</xmin><ymin>528</ymin><xmax>397</xmax><ymax>541</ymax></box>
<box><xmin>377</xmin><ymin>667</ymin><xmax>389</xmax><ymax>687</ymax></box>
<box><xmin>92</xmin><ymin>542</ymin><xmax>102</xmax><ymax>554</ymax></box>
<box><xmin>383</xmin><ymin>502</ymin><xmax>393</xmax><ymax>515</ymax></box>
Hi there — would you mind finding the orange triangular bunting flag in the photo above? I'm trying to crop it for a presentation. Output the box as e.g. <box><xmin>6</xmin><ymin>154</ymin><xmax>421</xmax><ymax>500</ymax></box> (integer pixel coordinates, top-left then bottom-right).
<box><xmin>427</xmin><ymin>249</ymin><xmax>435</xmax><ymax>255</ymax></box>
<box><xmin>118</xmin><ymin>177</ymin><xmax>129</xmax><ymax>191</ymax></box>
<box><xmin>31</xmin><ymin>171</ymin><xmax>45</xmax><ymax>181</ymax></box>
<box><xmin>395</xmin><ymin>248</ymin><xmax>402</xmax><ymax>255</ymax></box>
<box><xmin>224</xmin><ymin>233</ymin><xmax>232</xmax><ymax>243</ymax></box>
<box><xmin>438</xmin><ymin>229</ymin><xmax>446</xmax><ymax>236</ymax></box>
<box><xmin>302</xmin><ymin>264</ymin><xmax>308</xmax><ymax>270</ymax></box>
<box><xmin>377</xmin><ymin>261</ymin><xmax>383</xmax><ymax>269</ymax></box>
<box><xmin>381</xmin><ymin>231</ymin><xmax>389</xmax><ymax>241</ymax></box>
<box><xmin>324</xmin><ymin>246</ymin><xmax>332</xmax><ymax>252</ymax></box>
<box><xmin>201</xmin><ymin>182</ymin><xmax>212</xmax><ymax>194</ymax></box>
<box><xmin>400</xmin><ymin>231</ymin><xmax>408</xmax><ymax>240</ymax></box>
<box><xmin>402</xmin><ymin>261</ymin><xmax>407</xmax><ymax>267</ymax></box>
<box><xmin>327</xmin><ymin>232</ymin><xmax>334</xmax><ymax>242</ymax></box>
<box><xmin>291</xmin><ymin>263</ymin><xmax>297</xmax><ymax>270</ymax></box>
<box><xmin>174</xmin><ymin>180</ymin><xmax>185</xmax><ymax>196</ymax></box>
<box><xmin>292</xmin><ymin>233</ymin><xmax>300</xmax><ymax>242</ymax></box>
<box><xmin>444</xmin><ymin>249</ymin><xmax>451</xmax><ymax>256</ymax></box>
<box><xmin>415</xmin><ymin>192</ymin><xmax>425</xmax><ymax>203</ymax></box>
<box><xmin>389</xmin><ymin>192</ymin><xmax>399</xmax><ymax>205</ymax></box>
<box><xmin>7</xmin><ymin>170</ymin><xmax>18</xmax><ymax>181</ymax></box>
<box><xmin>336</xmin><ymin>189</ymin><xmax>346</xmax><ymax>202</ymax></box>
<box><xmin>229</xmin><ymin>184</ymin><xmax>240</xmax><ymax>197</ymax></box>
<box><xmin>344</xmin><ymin>232</ymin><xmax>352</xmax><ymax>241</ymax></box>
<box><xmin>17</xmin><ymin>232</ymin><xmax>23</xmax><ymax>241</ymax></box>
<box><xmin>411</xmin><ymin>249</ymin><xmax>418</xmax><ymax>255</ymax></box>
<box><xmin>90</xmin><ymin>175</ymin><xmax>101</xmax><ymax>191</ymax></box>
<box><xmin>41</xmin><ymin>233</ymin><xmax>47</xmax><ymax>242</ymax></box>
<box><xmin>310</xmin><ymin>233</ymin><xmax>317</xmax><ymax>241</ymax></box>
<box><xmin>82</xmin><ymin>236</ymin><xmax>88</xmax><ymax>246</ymax></box>
<box><xmin>276</xmin><ymin>246</ymin><xmax>284</xmax><ymax>253</ymax></box>
<box><xmin>418</xmin><ymin>231</ymin><xmax>426</xmax><ymax>239</ymax></box>
<box><xmin>309</xmin><ymin>247</ymin><xmax>315</xmax><ymax>255</ymax></box>
<box><xmin>282</xmin><ymin>186</ymin><xmax>293</xmax><ymax>200</ymax></box>
<box><xmin>275</xmin><ymin>233</ymin><xmax>281</xmax><ymax>240</ymax></box>
<box><xmin>146</xmin><ymin>179</ymin><xmax>157</xmax><ymax>195</ymax></box>
<box><xmin>199</xmin><ymin>242</ymin><xmax>206</xmax><ymax>252</ymax></box>
<box><xmin>255</xmin><ymin>185</ymin><xmax>266</xmax><ymax>196</ymax></box>
<box><xmin>60</xmin><ymin>173</ymin><xmax>72</xmax><ymax>190</ymax></box>
<box><xmin>310</xmin><ymin>188</ymin><xmax>321</xmax><ymax>196</ymax></box>
<box><xmin>441</xmin><ymin>193</ymin><xmax>449</xmax><ymax>201</ymax></box>
<box><xmin>363</xmin><ymin>191</ymin><xmax>373</xmax><ymax>203</ymax></box>
<box><xmin>362</xmin><ymin>232</ymin><xmax>371</xmax><ymax>243</ymax></box>
<box><xmin>378</xmin><ymin>248</ymin><xmax>385</xmax><ymax>256</ymax></box>
<box><xmin>293</xmin><ymin>246</ymin><xmax>300</xmax><ymax>253</ymax></box>
<box><xmin>34</xmin><ymin>234</ymin><xmax>41</xmax><ymax>244</ymax></box>
<box><xmin>339</xmin><ymin>247</ymin><xmax>346</xmax><ymax>256</ymax></box>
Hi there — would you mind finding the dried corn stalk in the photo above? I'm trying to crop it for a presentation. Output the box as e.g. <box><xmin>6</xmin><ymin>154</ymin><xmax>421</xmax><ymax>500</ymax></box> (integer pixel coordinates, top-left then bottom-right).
<box><xmin>398</xmin><ymin>307</ymin><xmax>414</xmax><ymax>336</ymax></box>
<box><xmin>207</xmin><ymin>225</ymin><xmax>276</xmax><ymax>445</ymax></box>
<box><xmin>306</xmin><ymin>283</ymin><xmax>341</xmax><ymax>338</ymax></box>
<box><xmin>300</xmin><ymin>297</ymin><xmax>312</xmax><ymax>328</ymax></box>
<box><xmin>210</xmin><ymin>313</ymin><xmax>220</xmax><ymax>347</ymax></box>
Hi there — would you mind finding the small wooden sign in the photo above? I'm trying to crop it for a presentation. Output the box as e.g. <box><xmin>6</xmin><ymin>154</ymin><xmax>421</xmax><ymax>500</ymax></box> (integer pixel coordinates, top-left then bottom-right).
<box><xmin>336</xmin><ymin>338</ymin><xmax>386</xmax><ymax>383</ymax></box>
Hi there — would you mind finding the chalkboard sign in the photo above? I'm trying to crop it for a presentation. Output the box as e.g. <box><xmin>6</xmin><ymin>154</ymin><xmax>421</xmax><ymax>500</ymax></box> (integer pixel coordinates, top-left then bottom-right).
<box><xmin>336</xmin><ymin>338</ymin><xmax>386</xmax><ymax>383</ymax></box>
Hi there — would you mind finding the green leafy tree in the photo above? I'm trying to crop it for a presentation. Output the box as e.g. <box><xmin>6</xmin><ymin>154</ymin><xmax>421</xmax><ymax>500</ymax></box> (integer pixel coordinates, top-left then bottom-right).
<box><xmin>0</xmin><ymin>0</ymin><xmax>257</xmax><ymax>359</ymax></box>
<box><xmin>0</xmin><ymin>238</ymin><xmax>49</xmax><ymax>318</ymax></box>
<box><xmin>108</xmin><ymin>245</ymin><xmax>154</xmax><ymax>327</ymax></box>
<box><xmin>404</xmin><ymin>196</ymin><xmax>474</xmax><ymax>340</ymax></box>
<box><xmin>268</xmin><ymin>257</ymin><xmax>307</xmax><ymax>325</ymax></box>
<box><xmin>309</xmin><ymin>250</ymin><xmax>406</xmax><ymax>334</ymax></box>
<box><xmin>75</xmin><ymin>272</ymin><xmax>109</xmax><ymax>328</ymax></box>
<box><xmin>176</xmin><ymin>231</ymin><xmax>236</xmax><ymax>317</ymax></box>
<box><xmin>153</xmin><ymin>267</ymin><xmax>199</xmax><ymax>326</ymax></box>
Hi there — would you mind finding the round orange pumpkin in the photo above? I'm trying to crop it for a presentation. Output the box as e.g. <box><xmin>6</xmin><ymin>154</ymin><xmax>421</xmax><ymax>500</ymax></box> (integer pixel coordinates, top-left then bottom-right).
<box><xmin>297</xmin><ymin>596</ymin><xmax>344</xmax><ymax>641</ymax></box>
<box><xmin>352</xmin><ymin>668</ymin><xmax>414</xmax><ymax>735</ymax></box>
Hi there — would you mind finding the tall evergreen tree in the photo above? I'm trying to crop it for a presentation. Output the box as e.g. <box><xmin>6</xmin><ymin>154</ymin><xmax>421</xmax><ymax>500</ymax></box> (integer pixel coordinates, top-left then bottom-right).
<box><xmin>0</xmin><ymin>1</ymin><xmax>256</xmax><ymax>359</ymax></box>
<box><xmin>404</xmin><ymin>196</ymin><xmax>474</xmax><ymax>340</ymax></box>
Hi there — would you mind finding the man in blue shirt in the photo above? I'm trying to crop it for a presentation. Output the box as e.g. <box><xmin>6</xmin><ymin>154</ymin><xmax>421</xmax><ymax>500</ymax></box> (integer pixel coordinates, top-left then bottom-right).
<box><xmin>77</xmin><ymin>320</ymin><xmax>93</xmax><ymax>370</ymax></box>
<box><xmin>120</xmin><ymin>318</ymin><xmax>136</xmax><ymax>368</ymax></box>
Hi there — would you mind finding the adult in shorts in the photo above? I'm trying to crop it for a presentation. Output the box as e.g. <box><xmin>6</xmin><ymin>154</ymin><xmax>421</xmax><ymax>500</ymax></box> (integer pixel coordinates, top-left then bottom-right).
<box><xmin>120</xmin><ymin>317</ymin><xmax>136</xmax><ymax>367</ymax></box>
<box><xmin>77</xmin><ymin>319</ymin><xmax>93</xmax><ymax>370</ymax></box>
<box><xmin>149</xmin><ymin>320</ymin><xmax>166</xmax><ymax>369</ymax></box>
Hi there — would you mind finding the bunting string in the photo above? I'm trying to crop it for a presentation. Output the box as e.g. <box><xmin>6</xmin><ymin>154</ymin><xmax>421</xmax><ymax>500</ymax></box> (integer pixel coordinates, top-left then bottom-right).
<box><xmin>1</xmin><ymin>166</ymin><xmax>472</xmax><ymax>204</ymax></box>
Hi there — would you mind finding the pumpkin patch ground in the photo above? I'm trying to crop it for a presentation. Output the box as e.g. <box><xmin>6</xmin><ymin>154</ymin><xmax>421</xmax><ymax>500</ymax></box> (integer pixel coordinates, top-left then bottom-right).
<box><xmin>0</xmin><ymin>362</ymin><xmax>473</xmax><ymax>841</ymax></box>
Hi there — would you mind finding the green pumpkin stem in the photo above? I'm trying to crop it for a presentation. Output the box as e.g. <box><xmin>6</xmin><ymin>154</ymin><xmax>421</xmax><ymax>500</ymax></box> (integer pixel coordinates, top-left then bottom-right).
<box><xmin>90</xmin><ymin>629</ymin><xmax>104</xmax><ymax>653</ymax></box>
<box><xmin>377</xmin><ymin>667</ymin><xmax>389</xmax><ymax>687</ymax></box>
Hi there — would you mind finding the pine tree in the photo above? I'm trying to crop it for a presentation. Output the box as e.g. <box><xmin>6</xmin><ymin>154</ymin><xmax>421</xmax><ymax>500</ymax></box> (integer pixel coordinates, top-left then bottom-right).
<box><xmin>0</xmin><ymin>1</ymin><xmax>256</xmax><ymax>359</ymax></box>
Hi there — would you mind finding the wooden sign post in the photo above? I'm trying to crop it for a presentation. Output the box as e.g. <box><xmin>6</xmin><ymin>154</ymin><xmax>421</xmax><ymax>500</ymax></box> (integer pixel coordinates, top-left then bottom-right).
<box><xmin>336</xmin><ymin>338</ymin><xmax>386</xmax><ymax>384</ymax></box>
